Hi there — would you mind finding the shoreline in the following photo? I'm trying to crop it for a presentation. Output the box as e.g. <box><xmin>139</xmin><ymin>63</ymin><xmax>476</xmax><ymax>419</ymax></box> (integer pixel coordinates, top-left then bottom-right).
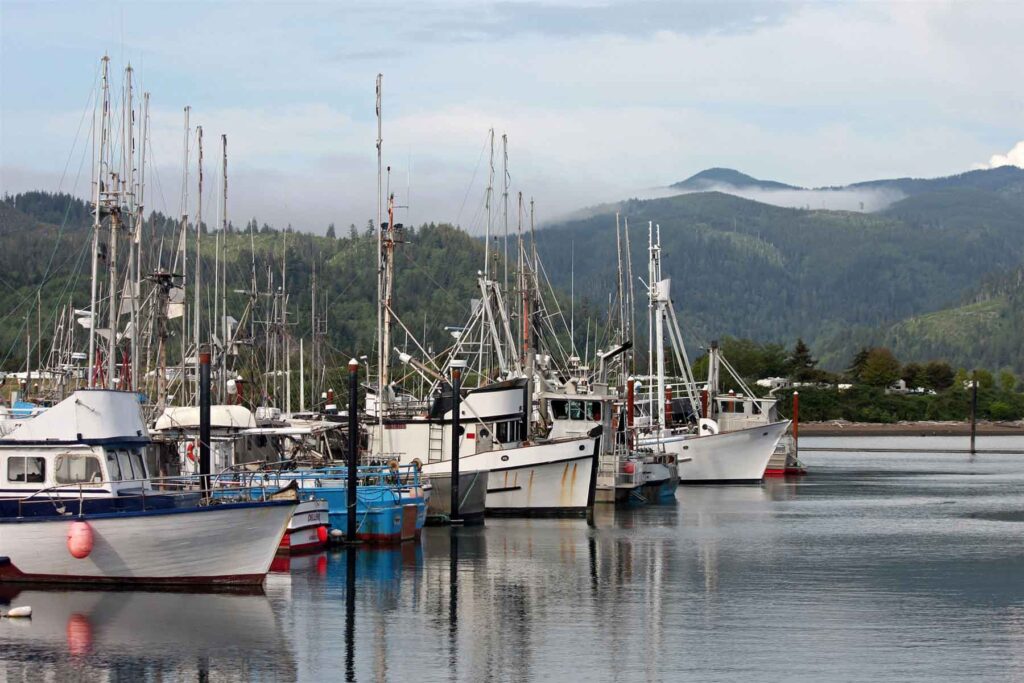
<box><xmin>799</xmin><ymin>421</ymin><xmax>1024</xmax><ymax>437</ymax></box>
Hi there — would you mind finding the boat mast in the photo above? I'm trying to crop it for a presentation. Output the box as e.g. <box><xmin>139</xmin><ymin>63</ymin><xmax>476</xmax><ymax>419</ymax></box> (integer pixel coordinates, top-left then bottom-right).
<box><xmin>623</xmin><ymin>217</ymin><xmax>635</xmax><ymax>374</ymax></box>
<box><xmin>132</xmin><ymin>90</ymin><xmax>149</xmax><ymax>393</ymax></box>
<box><xmin>502</xmin><ymin>133</ymin><xmax>509</xmax><ymax>295</ymax></box>
<box><xmin>179</xmin><ymin>106</ymin><xmax>191</xmax><ymax>406</ymax></box>
<box><xmin>104</xmin><ymin>63</ymin><xmax>126</xmax><ymax>390</ymax></box>
<box><xmin>194</xmin><ymin>125</ymin><xmax>203</xmax><ymax>405</ymax></box>
<box><xmin>219</xmin><ymin>134</ymin><xmax>229</xmax><ymax>400</ymax></box>
<box><xmin>375</xmin><ymin>73</ymin><xmax>386</xmax><ymax>423</ymax></box>
<box><xmin>653</xmin><ymin>224</ymin><xmax>666</xmax><ymax>431</ymax></box>
<box><xmin>122</xmin><ymin>63</ymin><xmax>136</xmax><ymax>391</ymax></box>
<box><xmin>615</xmin><ymin>213</ymin><xmax>625</xmax><ymax>347</ymax></box>
<box><xmin>88</xmin><ymin>56</ymin><xmax>110</xmax><ymax>388</ymax></box>
<box><xmin>484</xmin><ymin>128</ymin><xmax>494</xmax><ymax>280</ymax></box>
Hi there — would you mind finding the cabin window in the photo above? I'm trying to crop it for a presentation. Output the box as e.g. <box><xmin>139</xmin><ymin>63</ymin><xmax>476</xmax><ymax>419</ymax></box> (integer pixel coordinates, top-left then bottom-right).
<box><xmin>130</xmin><ymin>449</ymin><xmax>147</xmax><ymax>479</ymax></box>
<box><xmin>552</xmin><ymin>400</ymin><xmax>569</xmax><ymax>420</ymax></box>
<box><xmin>7</xmin><ymin>456</ymin><xmax>45</xmax><ymax>483</ymax></box>
<box><xmin>495</xmin><ymin>420</ymin><xmax>522</xmax><ymax>444</ymax></box>
<box><xmin>587</xmin><ymin>401</ymin><xmax>601</xmax><ymax>421</ymax></box>
<box><xmin>568</xmin><ymin>400</ymin><xmax>585</xmax><ymax>420</ymax></box>
<box><xmin>106</xmin><ymin>451</ymin><xmax>123</xmax><ymax>480</ymax></box>
<box><xmin>55</xmin><ymin>454</ymin><xmax>103</xmax><ymax>485</ymax></box>
<box><xmin>116</xmin><ymin>449</ymin><xmax>143</xmax><ymax>481</ymax></box>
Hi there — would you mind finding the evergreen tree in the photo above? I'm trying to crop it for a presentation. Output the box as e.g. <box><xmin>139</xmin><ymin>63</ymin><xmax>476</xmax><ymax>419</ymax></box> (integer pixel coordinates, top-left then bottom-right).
<box><xmin>787</xmin><ymin>338</ymin><xmax>818</xmax><ymax>381</ymax></box>
<box><xmin>326</xmin><ymin>223</ymin><xmax>336</xmax><ymax>239</ymax></box>
<box><xmin>847</xmin><ymin>347</ymin><xmax>871</xmax><ymax>382</ymax></box>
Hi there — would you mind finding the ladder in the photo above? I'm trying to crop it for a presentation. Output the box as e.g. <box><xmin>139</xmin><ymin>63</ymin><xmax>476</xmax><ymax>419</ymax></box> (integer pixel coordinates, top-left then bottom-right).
<box><xmin>427</xmin><ymin>422</ymin><xmax>445</xmax><ymax>463</ymax></box>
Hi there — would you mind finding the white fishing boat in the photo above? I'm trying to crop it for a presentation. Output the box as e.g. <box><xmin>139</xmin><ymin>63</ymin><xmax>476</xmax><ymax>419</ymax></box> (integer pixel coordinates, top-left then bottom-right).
<box><xmin>370</xmin><ymin>378</ymin><xmax>597</xmax><ymax>516</ymax></box>
<box><xmin>635</xmin><ymin>222</ymin><xmax>789</xmax><ymax>484</ymax></box>
<box><xmin>0</xmin><ymin>390</ymin><xmax>296</xmax><ymax>585</ymax></box>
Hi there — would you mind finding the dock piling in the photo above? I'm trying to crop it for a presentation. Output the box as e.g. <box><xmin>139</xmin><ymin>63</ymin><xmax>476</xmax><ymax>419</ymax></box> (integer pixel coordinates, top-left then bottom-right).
<box><xmin>199</xmin><ymin>350</ymin><xmax>211</xmax><ymax>491</ymax></box>
<box><xmin>347</xmin><ymin>358</ymin><xmax>359</xmax><ymax>543</ymax></box>
<box><xmin>450</xmin><ymin>360</ymin><xmax>466</xmax><ymax>526</ymax></box>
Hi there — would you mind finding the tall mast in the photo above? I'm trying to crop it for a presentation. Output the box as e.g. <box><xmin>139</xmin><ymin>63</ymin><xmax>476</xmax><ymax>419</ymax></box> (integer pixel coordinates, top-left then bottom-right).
<box><xmin>615</xmin><ymin>213</ymin><xmax>625</xmax><ymax>347</ymax></box>
<box><xmin>104</xmin><ymin>62</ymin><xmax>126</xmax><ymax>390</ymax></box>
<box><xmin>194</xmin><ymin>125</ymin><xmax>203</xmax><ymax>405</ymax></box>
<box><xmin>221</xmin><ymin>134</ymin><xmax>229</xmax><ymax>400</ymax></box>
<box><xmin>375</xmin><ymin>73</ymin><xmax>385</xmax><ymax>420</ymax></box>
<box><xmin>484</xmin><ymin>128</ymin><xmax>494</xmax><ymax>279</ymax></box>
<box><xmin>179</xmin><ymin>106</ymin><xmax>191</xmax><ymax>405</ymax></box>
<box><xmin>624</xmin><ymin>217</ymin><xmax>636</xmax><ymax>374</ymax></box>
<box><xmin>122</xmin><ymin>65</ymin><xmax>134</xmax><ymax>385</ymax></box>
<box><xmin>502</xmin><ymin>133</ymin><xmax>509</xmax><ymax>294</ymax></box>
<box><xmin>88</xmin><ymin>56</ymin><xmax>110</xmax><ymax>388</ymax></box>
<box><xmin>132</xmin><ymin>90</ymin><xmax>149</xmax><ymax>393</ymax></box>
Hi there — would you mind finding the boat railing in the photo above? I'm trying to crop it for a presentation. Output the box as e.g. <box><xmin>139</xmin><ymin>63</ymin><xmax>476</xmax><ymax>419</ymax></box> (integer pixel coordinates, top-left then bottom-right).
<box><xmin>9</xmin><ymin>474</ymin><xmax>280</xmax><ymax>519</ymax></box>
<box><xmin>597</xmin><ymin>453</ymin><xmax>643</xmax><ymax>488</ymax></box>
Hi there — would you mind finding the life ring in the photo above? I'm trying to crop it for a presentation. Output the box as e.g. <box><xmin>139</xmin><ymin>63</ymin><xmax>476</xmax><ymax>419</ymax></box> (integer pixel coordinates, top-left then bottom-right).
<box><xmin>186</xmin><ymin>442</ymin><xmax>196</xmax><ymax>462</ymax></box>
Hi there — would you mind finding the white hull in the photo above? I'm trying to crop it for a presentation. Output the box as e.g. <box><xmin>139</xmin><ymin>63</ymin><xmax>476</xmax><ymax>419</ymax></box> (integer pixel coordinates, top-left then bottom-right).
<box><xmin>421</xmin><ymin>437</ymin><xmax>597</xmax><ymax>515</ymax></box>
<box><xmin>0</xmin><ymin>501</ymin><xmax>294</xmax><ymax>585</ymax></box>
<box><xmin>640</xmin><ymin>421</ymin><xmax>789</xmax><ymax>483</ymax></box>
<box><xmin>281</xmin><ymin>498</ymin><xmax>330</xmax><ymax>553</ymax></box>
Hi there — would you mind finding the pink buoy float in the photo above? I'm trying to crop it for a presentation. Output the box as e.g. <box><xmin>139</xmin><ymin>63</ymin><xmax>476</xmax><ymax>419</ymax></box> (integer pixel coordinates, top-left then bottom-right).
<box><xmin>67</xmin><ymin>520</ymin><xmax>94</xmax><ymax>559</ymax></box>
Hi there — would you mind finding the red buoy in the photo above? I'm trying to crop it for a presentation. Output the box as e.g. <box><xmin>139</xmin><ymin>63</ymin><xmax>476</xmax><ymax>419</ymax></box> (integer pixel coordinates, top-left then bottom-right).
<box><xmin>67</xmin><ymin>521</ymin><xmax>94</xmax><ymax>559</ymax></box>
<box><xmin>317</xmin><ymin>525</ymin><xmax>329</xmax><ymax>544</ymax></box>
<box><xmin>623</xmin><ymin>461</ymin><xmax>636</xmax><ymax>475</ymax></box>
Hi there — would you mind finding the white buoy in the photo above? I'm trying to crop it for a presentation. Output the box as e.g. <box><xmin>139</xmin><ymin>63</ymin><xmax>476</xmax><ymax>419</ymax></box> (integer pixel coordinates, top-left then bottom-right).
<box><xmin>2</xmin><ymin>606</ymin><xmax>32</xmax><ymax>618</ymax></box>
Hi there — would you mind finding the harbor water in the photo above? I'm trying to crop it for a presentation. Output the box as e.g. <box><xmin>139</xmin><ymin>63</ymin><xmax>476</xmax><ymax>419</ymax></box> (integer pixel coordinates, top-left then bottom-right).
<box><xmin>3</xmin><ymin>435</ymin><xmax>1024</xmax><ymax>681</ymax></box>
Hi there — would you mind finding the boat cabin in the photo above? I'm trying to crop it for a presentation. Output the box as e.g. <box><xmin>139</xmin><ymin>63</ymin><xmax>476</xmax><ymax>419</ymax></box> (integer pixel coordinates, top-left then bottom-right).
<box><xmin>0</xmin><ymin>389</ymin><xmax>152</xmax><ymax>498</ymax></box>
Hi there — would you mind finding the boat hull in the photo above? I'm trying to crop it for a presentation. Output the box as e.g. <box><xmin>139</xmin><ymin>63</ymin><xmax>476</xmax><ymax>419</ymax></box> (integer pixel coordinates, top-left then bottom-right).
<box><xmin>0</xmin><ymin>500</ymin><xmax>294</xmax><ymax>585</ymax></box>
<box><xmin>641</xmin><ymin>421</ymin><xmax>789</xmax><ymax>484</ymax></box>
<box><xmin>424</xmin><ymin>470</ymin><xmax>489</xmax><ymax>524</ymax></box>
<box><xmin>421</xmin><ymin>437</ymin><xmax>598</xmax><ymax>516</ymax></box>
<box><xmin>279</xmin><ymin>498</ymin><xmax>330</xmax><ymax>554</ymax></box>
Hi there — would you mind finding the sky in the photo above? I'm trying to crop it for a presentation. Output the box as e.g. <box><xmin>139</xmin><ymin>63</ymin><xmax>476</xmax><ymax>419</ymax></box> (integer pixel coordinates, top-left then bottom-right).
<box><xmin>1</xmin><ymin>0</ymin><xmax>1022</xmax><ymax>234</ymax></box>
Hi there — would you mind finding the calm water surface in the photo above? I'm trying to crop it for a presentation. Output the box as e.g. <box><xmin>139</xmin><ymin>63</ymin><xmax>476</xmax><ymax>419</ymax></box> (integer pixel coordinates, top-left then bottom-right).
<box><xmin>3</xmin><ymin>435</ymin><xmax>1024</xmax><ymax>682</ymax></box>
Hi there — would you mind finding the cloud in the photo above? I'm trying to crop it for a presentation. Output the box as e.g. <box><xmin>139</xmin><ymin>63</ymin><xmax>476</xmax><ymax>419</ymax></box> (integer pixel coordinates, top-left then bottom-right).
<box><xmin>671</xmin><ymin>184</ymin><xmax>906</xmax><ymax>213</ymax></box>
<box><xmin>977</xmin><ymin>141</ymin><xmax>1024</xmax><ymax>170</ymax></box>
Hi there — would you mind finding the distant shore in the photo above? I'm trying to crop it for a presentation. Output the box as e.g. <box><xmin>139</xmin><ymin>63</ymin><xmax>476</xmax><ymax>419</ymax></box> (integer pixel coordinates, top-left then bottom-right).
<box><xmin>799</xmin><ymin>420</ymin><xmax>1024</xmax><ymax>437</ymax></box>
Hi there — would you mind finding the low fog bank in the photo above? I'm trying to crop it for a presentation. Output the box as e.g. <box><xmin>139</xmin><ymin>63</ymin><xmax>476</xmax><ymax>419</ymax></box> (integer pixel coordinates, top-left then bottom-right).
<box><xmin>671</xmin><ymin>183</ymin><xmax>906</xmax><ymax>212</ymax></box>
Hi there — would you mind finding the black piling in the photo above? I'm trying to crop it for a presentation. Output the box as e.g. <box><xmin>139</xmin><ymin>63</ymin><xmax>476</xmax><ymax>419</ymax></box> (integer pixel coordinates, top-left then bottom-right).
<box><xmin>450</xmin><ymin>360</ymin><xmax>465</xmax><ymax>525</ymax></box>
<box><xmin>199</xmin><ymin>350</ymin><xmax>211</xmax><ymax>491</ymax></box>
<box><xmin>347</xmin><ymin>358</ymin><xmax>360</xmax><ymax>543</ymax></box>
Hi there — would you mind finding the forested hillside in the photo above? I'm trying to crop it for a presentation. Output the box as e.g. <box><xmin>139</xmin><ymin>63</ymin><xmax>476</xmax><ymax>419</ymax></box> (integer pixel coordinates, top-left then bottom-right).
<box><xmin>0</xmin><ymin>192</ymin><xmax>488</xmax><ymax>374</ymax></box>
<box><xmin>534</xmin><ymin>166</ymin><xmax>1024</xmax><ymax>372</ymax></box>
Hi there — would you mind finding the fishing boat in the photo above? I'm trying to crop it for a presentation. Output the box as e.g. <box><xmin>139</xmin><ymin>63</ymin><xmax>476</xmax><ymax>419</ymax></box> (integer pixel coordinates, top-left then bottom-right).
<box><xmin>702</xmin><ymin>342</ymin><xmax>806</xmax><ymax>477</ymax></box>
<box><xmin>634</xmin><ymin>222</ymin><xmax>789</xmax><ymax>484</ymax></box>
<box><xmin>230</xmin><ymin>464</ymin><xmax>426</xmax><ymax>544</ymax></box>
<box><xmin>369</xmin><ymin>378</ymin><xmax>598</xmax><ymax>516</ymax></box>
<box><xmin>0</xmin><ymin>390</ymin><xmax>296</xmax><ymax>585</ymax></box>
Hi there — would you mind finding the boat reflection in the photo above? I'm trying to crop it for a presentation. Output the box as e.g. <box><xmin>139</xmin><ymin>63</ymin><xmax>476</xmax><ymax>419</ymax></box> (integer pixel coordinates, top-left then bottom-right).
<box><xmin>0</xmin><ymin>584</ymin><xmax>295</xmax><ymax>681</ymax></box>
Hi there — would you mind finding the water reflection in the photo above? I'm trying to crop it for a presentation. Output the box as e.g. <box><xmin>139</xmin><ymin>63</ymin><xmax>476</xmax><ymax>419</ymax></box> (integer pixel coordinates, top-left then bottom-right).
<box><xmin>5</xmin><ymin>439</ymin><xmax>1024</xmax><ymax>681</ymax></box>
<box><xmin>0</xmin><ymin>584</ymin><xmax>294</xmax><ymax>681</ymax></box>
